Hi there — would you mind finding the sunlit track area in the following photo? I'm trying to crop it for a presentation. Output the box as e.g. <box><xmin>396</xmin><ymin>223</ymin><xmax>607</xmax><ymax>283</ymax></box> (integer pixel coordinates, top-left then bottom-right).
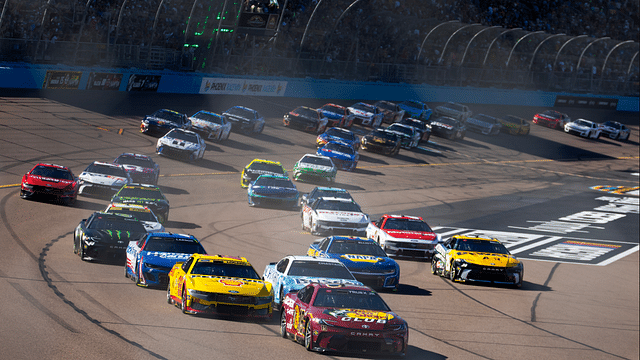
<box><xmin>0</xmin><ymin>95</ymin><xmax>638</xmax><ymax>360</ymax></box>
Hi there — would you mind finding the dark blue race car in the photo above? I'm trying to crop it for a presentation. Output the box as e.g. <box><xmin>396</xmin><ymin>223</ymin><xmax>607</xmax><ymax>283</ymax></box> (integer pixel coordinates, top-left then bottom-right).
<box><xmin>140</xmin><ymin>109</ymin><xmax>190</xmax><ymax>135</ymax></box>
<box><xmin>248</xmin><ymin>174</ymin><xmax>299</xmax><ymax>208</ymax></box>
<box><xmin>316</xmin><ymin>141</ymin><xmax>359</xmax><ymax>172</ymax></box>
<box><xmin>125</xmin><ymin>232</ymin><xmax>207</xmax><ymax>287</ymax></box>
<box><xmin>316</xmin><ymin>127</ymin><xmax>360</xmax><ymax>151</ymax></box>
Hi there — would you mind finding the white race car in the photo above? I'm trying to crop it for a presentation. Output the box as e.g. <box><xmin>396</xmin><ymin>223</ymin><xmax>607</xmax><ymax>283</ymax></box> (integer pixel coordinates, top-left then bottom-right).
<box><xmin>156</xmin><ymin>128</ymin><xmax>206</xmax><ymax>162</ymax></box>
<box><xmin>104</xmin><ymin>203</ymin><xmax>165</xmax><ymax>232</ymax></box>
<box><xmin>78</xmin><ymin>161</ymin><xmax>131</xmax><ymax>196</ymax></box>
<box><xmin>188</xmin><ymin>110</ymin><xmax>231</xmax><ymax>141</ymax></box>
<box><xmin>385</xmin><ymin>123</ymin><xmax>421</xmax><ymax>148</ymax></box>
<box><xmin>600</xmin><ymin>121</ymin><xmax>630</xmax><ymax>141</ymax></box>
<box><xmin>301</xmin><ymin>197</ymin><xmax>369</xmax><ymax>236</ymax></box>
<box><xmin>347</xmin><ymin>102</ymin><xmax>384</xmax><ymax>127</ymax></box>
<box><xmin>564</xmin><ymin>118</ymin><xmax>602</xmax><ymax>139</ymax></box>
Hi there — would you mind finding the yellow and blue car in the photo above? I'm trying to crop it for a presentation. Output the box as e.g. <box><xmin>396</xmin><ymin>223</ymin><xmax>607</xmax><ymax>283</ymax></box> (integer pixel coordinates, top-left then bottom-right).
<box><xmin>431</xmin><ymin>235</ymin><xmax>524</xmax><ymax>288</ymax></box>
<box><xmin>240</xmin><ymin>159</ymin><xmax>287</xmax><ymax>188</ymax></box>
<box><xmin>167</xmin><ymin>254</ymin><xmax>273</xmax><ymax>319</ymax></box>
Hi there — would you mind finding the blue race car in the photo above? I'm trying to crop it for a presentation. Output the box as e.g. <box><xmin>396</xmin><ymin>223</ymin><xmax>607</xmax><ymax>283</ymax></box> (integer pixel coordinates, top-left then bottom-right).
<box><xmin>316</xmin><ymin>127</ymin><xmax>360</xmax><ymax>151</ymax></box>
<box><xmin>247</xmin><ymin>174</ymin><xmax>299</xmax><ymax>208</ymax></box>
<box><xmin>316</xmin><ymin>141</ymin><xmax>359</xmax><ymax>172</ymax></box>
<box><xmin>140</xmin><ymin>109</ymin><xmax>190</xmax><ymax>135</ymax></box>
<box><xmin>262</xmin><ymin>255</ymin><xmax>363</xmax><ymax>310</ymax></box>
<box><xmin>307</xmin><ymin>236</ymin><xmax>400</xmax><ymax>291</ymax></box>
<box><xmin>398</xmin><ymin>100</ymin><xmax>432</xmax><ymax>121</ymax></box>
<box><xmin>125</xmin><ymin>232</ymin><xmax>207</xmax><ymax>288</ymax></box>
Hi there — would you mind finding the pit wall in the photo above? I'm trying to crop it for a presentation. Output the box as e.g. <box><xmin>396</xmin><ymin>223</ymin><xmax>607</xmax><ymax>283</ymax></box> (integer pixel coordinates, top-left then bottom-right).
<box><xmin>1</xmin><ymin>63</ymin><xmax>637</xmax><ymax>112</ymax></box>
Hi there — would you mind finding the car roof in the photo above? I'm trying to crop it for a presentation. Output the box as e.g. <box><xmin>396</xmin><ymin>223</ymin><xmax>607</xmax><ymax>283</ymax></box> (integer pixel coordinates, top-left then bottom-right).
<box><xmin>318</xmin><ymin>197</ymin><xmax>354</xmax><ymax>203</ymax></box>
<box><xmin>249</xmin><ymin>159</ymin><xmax>282</xmax><ymax>166</ymax></box>
<box><xmin>327</xmin><ymin>236</ymin><xmax>374</xmax><ymax>243</ymax></box>
<box><xmin>450</xmin><ymin>235</ymin><xmax>501</xmax><ymax>243</ymax></box>
<box><xmin>34</xmin><ymin>163</ymin><xmax>70</xmax><ymax>170</ymax></box>
<box><xmin>191</xmin><ymin>253</ymin><xmax>250</xmax><ymax>264</ymax></box>
<box><xmin>117</xmin><ymin>153</ymin><xmax>151</xmax><ymax>159</ymax></box>
<box><xmin>256</xmin><ymin>174</ymin><xmax>290</xmax><ymax>179</ymax></box>
<box><xmin>121</xmin><ymin>183</ymin><xmax>160</xmax><ymax>189</ymax></box>
<box><xmin>311</xmin><ymin>282</ymin><xmax>374</xmax><ymax>292</ymax></box>
<box><xmin>285</xmin><ymin>255</ymin><xmax>342</xmax><ymax>264</ymax></box>
<box><xmin>145</xmin><ymin>232</ymin><xmax>197</xmax><ymax>240</ymax></box>
<box><xmin>313</xmin><ymin>186</ymin><xmax>348</xmax><ymax>192</ymax></box>
<box><xmin>384</xmin><ymin>214</ymin><xmax>424</xmax><ymax>221</ymax></box>
<box><xmin>107</xmin><ymin>203</ymin><xmax>150</xmax><ymax>211</ymax></box>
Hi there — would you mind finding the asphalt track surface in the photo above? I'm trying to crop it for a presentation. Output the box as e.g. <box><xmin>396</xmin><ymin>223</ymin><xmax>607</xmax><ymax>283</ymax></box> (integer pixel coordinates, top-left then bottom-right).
<box><xmin>0</xmin><ymin>91</ymin><xmax>638</xmax><ymax>360</ymax></box>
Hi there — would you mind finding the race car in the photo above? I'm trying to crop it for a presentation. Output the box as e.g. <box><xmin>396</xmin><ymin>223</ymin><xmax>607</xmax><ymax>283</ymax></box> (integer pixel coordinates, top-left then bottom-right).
<box><xmin>316</xmin><ymin>127</ymin><xmax>360</xmax><ymax>151</ymax></box>
<box><xmin>247</xmin><ymin>174</ymin><xmax>299</xmax><ymax>208</ymax></box>
<box><xmin>564</xmin><ymin>118</ymin><xmax>602</xmax><ymax>139</ymax></box>
<box><xmin>156</xmin><ymin>128</ymin><xmax>206</xmax><ymax>162</ymax></box>
<box><xmin>113</xmin><ymin>153</ymin><xmax>160</xmax><ymax>185</ymax></box>
<box><xmin>167</xmin><ymin>254</ymin><xmax>273</xmax><ymax>319</ymax></box>
<box><xmin>283</xmin><ymin>106</ymin><xmax>329</xmax><ymax>134</ymax></box>
<box><xmin>78</xmin><ymin>161</ymin><xmax>131</xmax><ymax>197</ymax></box>
<box><xmin>125</xmin><ymin>232</ymin><xmax>207</xmax><ymax>287</ymax></box>
<box><xmin>317</xmin><ymin>103</ymin><xmax>354</xmax><ymax>128</ymax></box>
<box><xmin>262</xmin><ymin>255</ymin><xmax>362</xmax><ymax>309</ymax></box>
<box><xmin>366</xmin><ymin>214</ymin><xmax>438</xmax><ymax>259</ymax></box>
<box><xmin>241</xmin><ymin>159</ymin><xmax>288</xmax><ymax>188</ymax></box>
<box><xmin>498</xmin><ymin>115</ymin><xmax>530</xmax><ymax>135</ymax></box>
<box><xmin>299</xmin><ymin>186</ymin><xmax>354</xmax><ymax>208</ymax></box>
<box><xmin>374</xmin><ymin>100</ymin><xmax>405</xmax><ymax>123</ymax></box>
<box><xmin>292</xmin><ymin>154</ymin><xmax>337</xmax><ymax>183</ymax></box>
<box><xmin>188</xmin><ymin>110</ymin><xmax>231</xmax><ymax>141</ymax></box>
<box><xmin>433</xmin><ymin>102</ymin><xmax>472</xmax><ymax>122</ymax></box>
<box><xmin>110</xmin><ymin>183</ymin><xmax>170</xmax><ymax>223</ymax></box>
<box><xmin>73</xmin><ymin>212</ymin><xmax>147</xmax><ymax>261</ymax></box>
<box><xmin>465</xmin><ymin>114</ymin><xmax>502</xmax><ymax>135</ymax></box>
<box><xmin>532</xmin><ymin>110</ymin><xmax>570</xmax><ymax>130</ymax></box>
<box><xmin>600</xmin><ymin>121</ymin><xmax>630</xmax><ymax>141</ymax></box>
<box><xmin>431</xmin><ymin>235</ymin><xmax>524</xmax><ymax>288</ymax></box>
<box><xmin>360</xmin><ymin>128</ymin><xmax>401</xmax><ymax>155</ymax></box>
<box><xmin>398</xmin><ymin>117</ymin><xmax>431</xmax><ymax>142</ymax></box>
<box><xmin>347</xmin><ymin>102</ymin><xmax>384</xmax><ymax>127</ymax></box>
<box><xmin>280</xmin><ymin>283</ymin><xmax>408</xmax><ymax>355</ymax></box>
<box><xmin>20</xmin><ymin>163</ymin><xmax>79</xmax><ymax>206</ymax></box>
<box><xmin>399</xmin><ymin>100</ymin><xmax>432</xmax><ymax>121</ymax></box>
<box><xmin>307</xmin><ymin>236</ymin><xmax>400</xmax><ymax>290</ymax></box>
<box><xmin>316</xmin><ymin>141</ymin><xmax>359</xmax><ymax>171</ymax></box>
<box><xmin>104</xmin><ymin>203</ymin><xmax>165</xmax><ymax>232</ymax></box>
<box><xmin>385</xmin><ymin>123</ymin><xmax>420</xmax><ymax>149</ymax></box>
<box><xmin>140</xmin><ymin>109</ymin><xmax>190</xmax><ymax>135</ymax></box>
<box><xmin>301</xmin><ymin>197</ymin><xmax>369</xmax><ymax>236</ymax></box>
<box><xmin>430</xmin><ymin>116</ymin><xmax>466</xmax><ymax>140</ymax></box>
<box><xmin>222</xmin><ymin>106</ymin><xmax>265</xmax><ymax>134</ymax></box>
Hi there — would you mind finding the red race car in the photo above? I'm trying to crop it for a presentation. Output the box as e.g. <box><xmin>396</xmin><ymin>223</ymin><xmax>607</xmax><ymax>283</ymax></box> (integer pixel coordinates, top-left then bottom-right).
<box><xmin>20</xmin><ymin>163</ymin><xmax>79</xmax><ymax>205</ymax></box>
<box><xmin>280</xmin><ymin>283</ymin><xmax>408</xmax><ymax>355</ymax></box>
<box><xmin>532</xmin><ymin>110</ymin><xmax>570</xmax><ymax>130</ymax></box>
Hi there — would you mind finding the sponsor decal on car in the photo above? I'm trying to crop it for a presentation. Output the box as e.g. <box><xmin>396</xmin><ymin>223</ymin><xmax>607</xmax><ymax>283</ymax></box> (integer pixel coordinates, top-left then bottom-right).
<box><xmin>340</xmin><ymin>254</ymin><xmax>383</xmax><ymax>263</ymax></box>
<box><xmin>219</xmin><ymin>279</ymin><xmax>244</xmax><ymax>287</ymax></box>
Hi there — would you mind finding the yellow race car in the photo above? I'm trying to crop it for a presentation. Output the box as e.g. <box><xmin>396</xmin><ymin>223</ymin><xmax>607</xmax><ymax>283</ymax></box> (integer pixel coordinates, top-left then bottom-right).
<box><xmin>431</xmin><ymin>235</ymin><xmax>524</xmax><ymax>288</ymax></box>
<box><xmin>167</xmin><ymin>254</ymin><xmax>273</xmax><ymax>319</ymax></box>
<box><xmin>240</xmin><ymin>159</ymin><xmax>287</xmax><ymax>188</ymax></box>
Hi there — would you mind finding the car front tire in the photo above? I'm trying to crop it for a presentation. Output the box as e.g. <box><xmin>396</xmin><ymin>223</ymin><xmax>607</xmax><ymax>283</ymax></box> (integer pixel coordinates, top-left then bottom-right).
<box><xmin>280</xmin><ymin>310</ymin><xmax>289</xmax><ymax>338</ymax></box>
<box><xmin>304</xmin><ymin>321</ymin><xmax>314</xmax><ymax>351</ymax></box>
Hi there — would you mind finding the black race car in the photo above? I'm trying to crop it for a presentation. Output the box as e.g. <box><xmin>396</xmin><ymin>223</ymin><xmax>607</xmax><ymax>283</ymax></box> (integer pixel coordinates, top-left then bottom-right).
<box><xmin>283</xmin><ymin>106</ymin><xmax>329</xmax><ymax>134</ymax></box>
<box><xmin>73</xmin><ymin>212</ymin><xmax>147</xmax><ymax>261</ymax></box>
<box><xmin>113</xmin><ymin>153</ymin><xmax>160</xmax><ymax>185</ymax></box>
<box><xmin>398</xmin><ymin>117</ymin><xmax>431</xmax><ymax>142</ymax></box>
<box><xmin>140</xmin><ymin>109</ymin><xmax>190</xmax><ymax>135</ymax></box>
<box><xmin>222</xmin><ymin>106</ymin><xmax>265</xmax><ymax>134</ymax></box>
<box><xmin>430</xmin><ymin>116</ymin><xmax>466</xmax><ymax>140</ymax></box>
<box><xmin>110</xmin><ymin>184</ymin><xmax>170</xmax><ymax>223</ymax></box>
<box><xmin>360</xmin><ymin>128</ymin><xmax>401</xmax><ymax>155</ymax></box>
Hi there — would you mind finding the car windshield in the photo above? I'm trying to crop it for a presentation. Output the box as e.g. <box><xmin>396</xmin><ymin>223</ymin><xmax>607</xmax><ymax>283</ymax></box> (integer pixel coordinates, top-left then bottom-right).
<box><xmin>293</xmin><ymin>107</ymin><xmax>318</xmax><ymax>118</ymax></box>
<box><xmin>445</xmin><ymin>102</ymin><xmax>465</xmax><ymax>111</ymax></box>
<box><xmin>85</xmin><ymin>163</ymin><xmax>127</xmax><ymax>177</ymax></box>
<box><xmin>574</xmin><ymin>120</ymin><xmax>591</xmax><ymax>127</ymax></box>
<box><xmin>454</xmin><ymin>239</ymin><xmax>510</xmax><ymax>254</ymax></box>
<box><xmin>313</xmin><ymin>189</ymin><xmax>352</xmax><ymax>201</ymax></box>
<box><xmin>190</xmin><ymin>260</ymin><xmax>261</xmax><ymax>279</ymax></box>
<box><xmin>602</xmin><ymin>121</ymin><xmax>620</xmax><ymax>128</ymax></box>
<box><xmin>383</xmin><ymin>218</ymin><xmax>432</xmax><ymax>232</ymax></box>
<box><xmin>503</xmin><ymin>115</ymin><xmax>522</xmax><ymax>124</ymax></box>
<box><xmin>327</xmin><ymin>239</ymin><xmax>387</xmax><ymax>257</ymax></box>
<box><xmin>249</xmin><ymin>162</ymin><xmax>285</xmax><ymax>173</ymax></box>
<box><xmin>166</xmin><ymin>130</ymin><xmax>198</xmax><ymax>142</ymax></box>
<box><xmin>351</xmin><ymin>103</ymin><xmax>373</xmax><ymax>112</ymax></box>
<box><xmin>115</xmin><ymin>187</ymin><xmax>165</xmax><ymax>200</ymax></box>
<box><xmin>192</xmin><ymin>111</ymin><xmax>224</xmax><ymax>124</ymax></box>
<box><xmin>88</xmin><ymin>215</ymin><xmax>146</xmax><ymax>232</ymax></box>
<box><xmin>388</xmin><ymin>125</ymin><xmax>413</xmax><ymax>136</ymax></box>
<box><xmin>254</xmin><ymin>176</ymin><xmax>294</xmax><ymax>188</ymax></box>
<box><xmin>115</xmin><ymin>155</ymin><xmax>154</xmax><ymax>168</ymax></box>
<box><xmin>474</xmin><ymin>114</ymin><xmax>497</xmax><ymax>123</ymax></box>
<box><xmin>106</xmin><ymin>207</ymin><xmax>157</xmax><ymax>222</ymax></box>
<box><xmin>402</xmin><ymin>100</ymin><xmax>422</xmax><ymax>108</ymax></box>
<box><xmin>435</xmin><ymin>117</ymin><xmax>457</xmax><ymax>126</ymax></box>
<box><xmin>287</xmin><ymin>260</ymin><xmax>355</xmax><ymax>279</ymax></box>
<box><xmin>325</xmin><ymin>128</ymin><xmax>355</xmax><ymax>141</ymax></box>
<box><xmin>541</xmin><ymin>110</ymin><xmax>561</xmax><ymax>119</ymax></box>
<box><xmin>375</xmin><ymin>101</ymin><xmax>396</xmax><ymax>111</ymax></box>
<box><xmin>225</xmin><ymin>107</ymin><xmax>254</xmax><ymax>119</ymax></box>
<box><xmin>30</xmin><ymin>166</ymin><xmax>74</xmax><ymax>180</ymax></box>
<box><xmin>301</xmin><ymin>156</ymin><xmax>333</xmax><ymax>167</ymax></box>
<box><xmin>320</xmin><ymin>104</ymin><xmax>344</xmax><ymax>114</ymax></box>
<box><xmin>369</xmin><ymin>129</ymin><xmax>398</xmax><ymax>141</ymax></box>
<box><xmin>323</xmin><ymin>142</ymin><xmax>354</xmax><ymax>155</ymax></box>
<box><xmin>143</xmin><ymin>236</ymin><xmax>205</xmax><ymax>254</ymax></box>
<box><xmin>313</xmin><ymin>288</ymin><xmax>390</xmax><ymax>310</ymax></box>
<box><xmin>152</xmin><ymin>110</ymin><xmax>184</xmax><ymax>124</ymax></box>
<box><xmin>400</xmin><ymin>119</ymin><xmax>425</xmax><ymax>130</ymax></box>
<box><xmin>316</xmin><ymin>200</ymin><xmax>361</xmax><ymax>212</ymax></box>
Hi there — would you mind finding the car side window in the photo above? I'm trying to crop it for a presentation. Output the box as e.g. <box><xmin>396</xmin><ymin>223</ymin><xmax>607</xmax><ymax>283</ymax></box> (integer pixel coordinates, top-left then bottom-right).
<box><xmin>298</xmin><ymin>285</ymin><xmax>314</xmax><ymax>304</ymax></box>
<box><xmin>276</xmin><ymin>258</ymin><xmax>289</xmax><ymax>273</ymax></box>
<box><xmin>182</xmin><ymin>257</ymin><xmax>194</xmax><ymax>272</ymax></box>
<box><xmin>319</xmin><ymin>239</ymin><xmax>330</xmax><ymax>252</ymax></box>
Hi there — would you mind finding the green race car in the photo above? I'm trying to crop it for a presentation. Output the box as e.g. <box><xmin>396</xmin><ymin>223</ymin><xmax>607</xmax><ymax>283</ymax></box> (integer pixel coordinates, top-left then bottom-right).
<box><xmin>292</xmin><ymin>154</ymin><xmax>337</xmax><ymax>183</ymax></box>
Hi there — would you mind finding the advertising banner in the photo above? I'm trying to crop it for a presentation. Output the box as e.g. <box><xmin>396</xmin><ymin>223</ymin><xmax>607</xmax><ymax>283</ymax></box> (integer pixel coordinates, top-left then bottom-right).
<box><xmin>555</xmin><ymin>95</ymin><xmax>618</xmax><ymax>109</ymax></box>
<box><xmin>126</xmin><ymin>74</ymin><xmax>161</xmax><ymax>92</ymax></box>
<box><xmin>199</xmin><ymin>78</ymin><xmax>287</xmax><ymax>96</ymax></box>
<box><xmin>86</xmin><ymin>72</ymin><xmax>123</xmax><ymax>90</ymax></box>
<box><xmin>43</xmin><ymin>71</ymin><xmax>81</xmax><ymax>89</ymax></box>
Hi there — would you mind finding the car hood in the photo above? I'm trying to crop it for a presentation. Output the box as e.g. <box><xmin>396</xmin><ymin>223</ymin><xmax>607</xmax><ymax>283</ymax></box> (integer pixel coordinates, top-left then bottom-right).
<box><xmin>284</xmin><ymin>276</ymin><xmax>362</xmax><ymax>288</ymax></box>
<box><xmin>319</xmin><ymin>110</ymin><xmax>343</xmax><ymax>119</ymax></box>
<box><xmin>319</xmin><ymin>308</ymin><xmax>398</xmax><ymax>329</ymax></box>
<box><xmin>335</xmin><ymin>254</ymin><xmax>394</xmax><ymax>266</ymax></box>
<box><xmin>348</xmin><ymin>108</ymin><xmax>374</xmax><ymax>118</ymax></box>
<box><xmin>190</xmin><ymin>118</ymin><xmax>221</xmax><ymax>129</ymax></box>
<box><xmin>140</xmin><ymin>251</ymin><xmax>193</xmax><ymax>267</ymax></box>
<box><xmin>566</xmin><ymin>123</ymin><xmax>592</xmax><ymax>131</ymax></box>
<box><xmin>79</xmin><ymin>172</ymin><xmax>128</xmax><ymax>186</ymax></box>
<box><xmin>455</xmin><ymin>252</ymin><xmax>521</xmax><ymax>267</ymax></box>
<box><xmin>112</xmin><ymin>197</ymin><xmax>167</xmax><ymax>207</ymax></box>
<box><xmin>88</xmin><ymin>229</ymin><xmax>144</xmax><ymax>243</ymax></box>
<box><xmin>121</xmin><ymin>165</ymin><xmax>154</xmax><ymax>174</ymax></box>
<box><xmin>23</xmin><ymin>174</ymin><xmax>75</xmax><ymax>189</ymax></box>
<box><xmin>317</xmin><ymin>149</ymin><xmax>355</xmax><ymax>161</ymax></box>
<box><xmin>159</xmin><ymin>137</ymin><xmax>199</xmax><ymax>150</ymax></box>
<box><xmin>315</xmin><ymin>211</ymin><xmax>367</xmax><ymax>222</ymax></box>
<box><xmin>383</xmin><ymin>229</ymin><xmax>437</xmax><ymax>242</ymax></box>
<box><xmin>187</xmin><ymin>276</ymin><xmax>270</xmax><ymax>296</ymax></box>
<box><xmin>295</xmin><ymin>163</ymin><xmax>334</xmax><ymax>172</ymax></box>
<box><xmin>430</xmin><ymin>121</ymin><xmax>454</xmax><ymax>130</ymax></box>
<box><xmin>146</xmin><ymin>116</ymin><xmax>180</xmax><ymax>127</ymax></box>
<box><xmin>249</xmin><ymin>185</ymin><xmax>298</xmax><ymax>196</ymax></box>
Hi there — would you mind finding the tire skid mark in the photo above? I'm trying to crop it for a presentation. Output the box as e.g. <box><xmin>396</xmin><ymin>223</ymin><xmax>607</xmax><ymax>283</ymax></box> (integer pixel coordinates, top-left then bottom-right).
<box><xmin>8</xmin><ymin>281</ymin><xmax>78</xmax><ymax>333</ymax></box>
<box><xmin>440</xmin><ymin>276</ymin><xmax>629</xmax><ymax>359</ymax></box>
<box><xmin>0</xmin><ymin>191</ymin><xmax>168</xmax><ymax>360</ymax></box>
<box><xmin>531</xmin><ymin>263</ymin><xmax>560</xmax><ymax>323</ymax></box>
<box><xmin>408</xmin><ymin>326</ymin><xmax>493</xmax><ymax>359</ymax></box>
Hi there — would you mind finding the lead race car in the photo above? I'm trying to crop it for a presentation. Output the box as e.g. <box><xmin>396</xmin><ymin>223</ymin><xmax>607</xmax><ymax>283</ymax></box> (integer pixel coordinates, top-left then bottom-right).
<box><xmin>20</xmin><ymin>163</ymin><xmax>79</xmax><ymax>206</ymax></box>
<box><xmin>263</xmin><ymin>255</ymin><xmax>362</xmax><ymax>310</ymax></box>
<box><xmin>431</xmin><ymin>235</ymin><xmax>524</xmax><ymax>288</ymax></box>
<box><xmin>280</xmin><ymin>283</ymin><xmax>408</xmax><ymax>355</ymax></box>
<box><xmin>156</xmin><ymin>128</ymin><xmax>206</xmax><ymax>162</ymax></box>
<box><xmin>301</xmin><ymin>197</ymin><xmax>369</xmax><ymax>236</ymax></box>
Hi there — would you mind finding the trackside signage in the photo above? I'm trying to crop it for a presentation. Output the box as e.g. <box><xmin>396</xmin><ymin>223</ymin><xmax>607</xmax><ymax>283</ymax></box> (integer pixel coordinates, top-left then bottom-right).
<box><xmin>199</xmin><ymin>78</ymin><xmax>287</xmax><ymax>96</ymax></box>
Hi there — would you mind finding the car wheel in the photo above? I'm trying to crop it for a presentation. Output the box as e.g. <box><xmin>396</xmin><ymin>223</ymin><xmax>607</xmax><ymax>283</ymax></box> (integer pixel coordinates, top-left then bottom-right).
<box><xmin>596</xmin><ymin>132</ymin><xmax>600</xmax><ymax>139</ymax></box>
<box><xmin>431</xmin><ymin>258</ymin><xmax>439</xmax><ymax>276</ymax></box>
<box><xmin>135</xmin><ymin>265</ymin><xmax>143</xmax><ymax>286</ymax></box>
<box><xmin>280</xmin><ymin>309</ymin><xmax>289</xmax><ymax>338</ymax></box>
<box><xmin>310</xmin><ymin>221</ymin><xmax>319</xmax><ymax>236</ymax></box>
<box><xmin>181</xmin><ymin>287</ymin><xmax>189</xmax><ymax>314</ymax></box>
<box><xmin>124</xmin><ymin>265</ymin><xmax>129</xmax><ymax>279</ymax></box>
<box><xmin>79</xmin><ymin>242</ymin><xmax>86</xmax><ymax>261</ymax></box>
<box><xmin>167</xmin><ymin>285</ymin><xmax>173</xmax><ymax>304</ymax></box>
<box><xmin>304</xmin><ymin>321</ymin><xmax>314</xmax><ymax>351</ymax></box>
<box><xmin>73</xmin><ymin>238</ymin><xmax>78</xmax><ymax>255</ymax></box>
<box><xmin>256</xmin><ymin>122</ymin><xmax>264</xmax><ymax>134</ymax></box>
<box><xmin>63</xmin><ymin>196</ymin><xmax>76</xmax><ymax>206</ymax></box>
<box><xmin>449</xmin><ymin>264</ymin><xmax>456</xmax><ymax>281</ymax></box>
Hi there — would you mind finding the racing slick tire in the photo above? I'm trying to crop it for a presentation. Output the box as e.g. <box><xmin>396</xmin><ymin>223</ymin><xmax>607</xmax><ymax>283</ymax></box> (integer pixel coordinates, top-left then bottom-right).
<box><xmin>256</xmin><ymin>122</ymin><xmax>265</xmax><ymax>134</ymax></box>
<box><xmin>304</xmin><ymin>321</ymin><xmax>314</xmax><ymax>351</ymax></box>
<box><xmin>280</xmin><ymin>310</ymin><xmax>289</xmax><ymax>338</ymax></box>
<box><xmin>135</xmin><ymin>266</ymin><xmax>143</xmax><ymax>286</ymax></box>
<box><xmin>310</xmin><ymin>221</ymin><xmax>320</xmax><ymax>236</ymax></box>
<box><xmin>449</xmin><ymin>264</ymin><xmax>457</xmax><ymax>282</ymax></box>
<box><xmin>79</xmin><ymin>242</ymin><xmax>87</xmax><ymax>261</ymax></box>
<box><xmin>431</xmin><ymin>258</ymin><xmax>439</xmax><ymax>276</ymax></box>
<box><xmin>124</xmin><ymin>265</ymin><xmax>129</xmax><ymax>279</ymax></box>
<box><xmin>181</xmin><ymin>288</ymin><xmax>189</xmax><ymax>314</ymax></box>
<box><xmin>167</xmin><ymin>285</ymin><xmax>173</xmax><ymax>304</ymax></box>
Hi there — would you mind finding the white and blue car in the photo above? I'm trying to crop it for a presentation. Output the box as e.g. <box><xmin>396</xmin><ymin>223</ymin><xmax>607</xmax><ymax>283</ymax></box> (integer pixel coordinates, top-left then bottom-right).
<box><xmin>125</xmin><ymin>232</ymin><xmax>207</xmax><ymax>288</ymax></box>
<box><xmin>262</xmin><ymin>255</ymin><xmax>362</xmax><ymax>310</ymax></box>
<box><xmin>307</xmin><ymin>236</ymin><xmax>400</xmax><ymax>291</ymax></box>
